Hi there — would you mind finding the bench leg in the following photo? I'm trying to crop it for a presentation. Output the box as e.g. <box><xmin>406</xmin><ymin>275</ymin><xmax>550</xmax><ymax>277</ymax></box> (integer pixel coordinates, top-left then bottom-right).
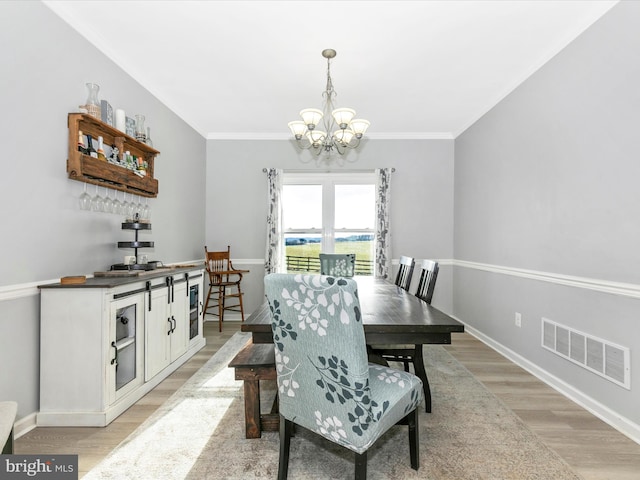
<box><xmin>243</xmin><ymin>378</ymin><xmax>262</xmax><ymax>438</ymax></box>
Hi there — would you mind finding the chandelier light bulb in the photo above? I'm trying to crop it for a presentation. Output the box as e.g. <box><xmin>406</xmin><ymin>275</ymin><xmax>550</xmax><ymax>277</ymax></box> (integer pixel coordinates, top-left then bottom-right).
<box><xmin>332</xmin><ymin>108</ymin><xmax>356</xmax><ymax>129</ymax></box>
<box><xmin>350</xmin><ymin>119</ymin><xmax>370</xmax><ymax>138</ymax></box>
<box><xmin>307</xmin><ymin>130</ymin><xmax>326</xmax><ymax>146</ymax></box>
<box><xmin>288</xmin><ymin>121</ymin><xmax>307</xmax><ymax>139</ymax></box>
<box><xmin>300</xmin><ymin>108</ymin><xmax>323</xmax><ymax>130</ymax></box>
<box><xmin>334</xmin><ymin>129</ymin><xmax>355</xmax><ymax>145</ymax></box>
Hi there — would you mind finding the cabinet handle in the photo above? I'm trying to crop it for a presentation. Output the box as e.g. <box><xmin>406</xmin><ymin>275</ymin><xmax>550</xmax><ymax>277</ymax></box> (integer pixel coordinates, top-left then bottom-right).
<box><xmin>185</xmin><ymin>273</ymin><xmax>190</xmax><ymax>297</ymax></box>
<box><xmin>167</xmin><ymin>317</ymin><xmax>172</xmax><ymax>335</ymax></box>
<box><xmin>146</xmin><ymin>281</ymin><xmax>152</xmax><ymax>311</ymax></box>
<box><xmin>166</xmin><ymin>277</ymin><xmax>171</xmax><ymax>304</ymax></box>
<box><xmin>110</xmin><ymin>341</ymin><xmax>118</xmax><ymax>365</ymax></box>
<box><xmin>171</xmin><ymin>315</ymin><xmax>177</xmax><ymax>333</ymax></box>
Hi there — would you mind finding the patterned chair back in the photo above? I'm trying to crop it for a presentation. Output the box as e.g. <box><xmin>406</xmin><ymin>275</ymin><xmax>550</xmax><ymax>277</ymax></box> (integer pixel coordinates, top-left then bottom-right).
<box><xmin>319</xmin><ymin>253</ymin><xmax>356</xmax><ymax>277</ymax></box>
<box><xmin>265</xmin><ymin>274</ymin><xmax>380</xmax><ymax>450</ymax></box>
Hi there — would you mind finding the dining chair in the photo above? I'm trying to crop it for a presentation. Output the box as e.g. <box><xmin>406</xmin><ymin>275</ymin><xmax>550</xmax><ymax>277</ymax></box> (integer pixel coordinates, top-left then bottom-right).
<box><xmin>414</xmin><ymin>259</ymin><xmax>439</xmax><ymax>303</ymax></box>
<box><xmin>369</xmin><ymin>259</ymin><xmax>439</xmax><ymax>412</ymax></box>
<box><xmin>265</xmin><ymin>273</ymin><xmax>422</xmax><ymax>480</ymax></box>
<box><xmin>319</xmin><ymin>252</ymin><xmax>356</xmax><ymax>277</ymax></box>
<box><xmin>0</xmin><ymin>401</ymin><xmax>17</xmax><ymax>454</ymax></box>
<box><xmin>395</xmin><ymin>255</ymin><xmax>415</xmax><ymax>290</ymax></box>
<box><xmin>204</xmin><ymin>245</ymin><xmax>249</xmax><ymax>332</ymax></box>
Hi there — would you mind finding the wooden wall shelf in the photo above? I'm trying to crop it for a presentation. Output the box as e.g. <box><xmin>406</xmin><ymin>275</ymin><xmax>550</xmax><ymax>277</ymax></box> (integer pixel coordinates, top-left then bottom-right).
<box><xmin>67</xmin><ymin>113</ymin><xmax>160</xmax><ymax>198</ymax></box>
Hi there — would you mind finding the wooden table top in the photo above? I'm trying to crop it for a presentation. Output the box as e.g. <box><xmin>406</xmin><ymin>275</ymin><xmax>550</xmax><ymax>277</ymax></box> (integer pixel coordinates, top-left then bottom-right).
<box><xmin>242</xmin><ymin>276</ymin><xmax>464</xmax><ymax>344</ymax></box>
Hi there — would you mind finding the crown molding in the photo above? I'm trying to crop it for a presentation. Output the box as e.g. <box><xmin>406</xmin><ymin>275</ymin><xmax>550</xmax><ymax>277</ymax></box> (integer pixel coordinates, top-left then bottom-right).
<box><xmin>206</xmin><ymin>131</ymin><xmax>454</xmax><ymax>141</ymax></box>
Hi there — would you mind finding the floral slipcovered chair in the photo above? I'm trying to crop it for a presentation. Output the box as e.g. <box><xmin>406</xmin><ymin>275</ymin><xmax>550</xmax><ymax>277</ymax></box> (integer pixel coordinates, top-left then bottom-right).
<box><xmin>319</xmin><ymin>253</ymin><xmax>356</xmax><ymax>277</ymax></box>
<box><xmin>264</xmin><ymin>273</ymin><xmax>423</xmax><ymax>480</ymax></box>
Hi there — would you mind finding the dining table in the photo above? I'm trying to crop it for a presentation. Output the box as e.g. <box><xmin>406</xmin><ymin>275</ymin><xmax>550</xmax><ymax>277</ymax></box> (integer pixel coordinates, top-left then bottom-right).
<box><xmin>238</xmin><ymin>275</ymin><xmax>465</xmax><ymax>429</ymax></box>
<box><xmin>243</xmin><ymin>275</ymin><xmax>464</xmax><ymax>344</ymax></box>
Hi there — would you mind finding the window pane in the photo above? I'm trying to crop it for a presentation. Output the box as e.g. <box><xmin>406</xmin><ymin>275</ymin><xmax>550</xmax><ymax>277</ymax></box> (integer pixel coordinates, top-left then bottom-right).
<box><xmin>284</xmin><ymin>234</ymin><xmax>321</xmax><ymax>273</ymax></box>
<box><xmin>335</xmin><ymin>185</ymin><xmax>375</xmax><ymax>229</ymax></box>
<box><xmin>283</xmin><ymin>185</ymin><xmax>322</xmax><ymax>229</ymax></box>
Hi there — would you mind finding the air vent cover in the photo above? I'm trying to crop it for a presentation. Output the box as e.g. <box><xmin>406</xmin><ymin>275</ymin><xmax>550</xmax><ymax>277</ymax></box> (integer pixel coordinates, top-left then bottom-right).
<box><xmin>541</xmin><ymin>318</ymin><xmax>630</xmax><ymax>389</ymax></box>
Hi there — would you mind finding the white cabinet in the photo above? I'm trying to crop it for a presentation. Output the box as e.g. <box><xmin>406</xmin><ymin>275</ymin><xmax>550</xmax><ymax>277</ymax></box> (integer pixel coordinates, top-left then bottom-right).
<box><xmin>38</xmin><ymin>267</ymin><xmax>205</xmax><ymax>427</ymax></box>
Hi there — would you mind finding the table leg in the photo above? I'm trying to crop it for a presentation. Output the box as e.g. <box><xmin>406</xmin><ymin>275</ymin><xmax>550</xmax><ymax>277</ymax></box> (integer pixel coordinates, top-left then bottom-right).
<box><xmin>243</xmin><ymin>378</ymin><xmax>261</xmax><ymax>438</ymax></box>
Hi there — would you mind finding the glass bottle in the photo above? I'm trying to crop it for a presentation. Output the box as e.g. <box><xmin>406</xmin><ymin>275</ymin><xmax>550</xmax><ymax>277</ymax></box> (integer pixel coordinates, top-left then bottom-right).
<box><xmin>86</xmin><ymin>134</ymin><xmax>98</xmax><ymax>158</ymax></box>
<box><xmin>145</xmin><ymin>127</ymin><xmax>153</xmax><ymax>147</ymax></box>
<box><xmin>97</xmin><ymin>136</ymin><xmax>107</xmax><ymax>161</ymax></box>
<box><xmin>85</xmin><ymin>83</ymin><xmax>101</xmax><ymax>119</ymax></box>
<box><xmin>77</xmin><ymin>130</ymin><xmax>87</xmax><ymax>154</ymax></box>
<box><xmin>135</xmin><ymin>114</ymin><xmax>146</xmax><ymax>142</ymax></box>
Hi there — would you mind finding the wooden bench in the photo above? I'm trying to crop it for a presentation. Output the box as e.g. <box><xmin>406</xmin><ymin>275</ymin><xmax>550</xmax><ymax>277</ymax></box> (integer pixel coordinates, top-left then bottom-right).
<box><xmin>228</xmin><ymin>341</ymin><xmax>278</xmax><ymax>439</ymax></box>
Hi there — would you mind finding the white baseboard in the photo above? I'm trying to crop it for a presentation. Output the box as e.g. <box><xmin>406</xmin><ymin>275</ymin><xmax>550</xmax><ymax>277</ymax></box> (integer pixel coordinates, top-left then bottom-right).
<box><xmin>462</xmin><ymin>323</ymin><xmax>640</xmax><ymax>445</ymax></box>
<box><xmin>14</xmin><ymin>412</ymin><xmax>37</xmax><ymax>439</ymax></box>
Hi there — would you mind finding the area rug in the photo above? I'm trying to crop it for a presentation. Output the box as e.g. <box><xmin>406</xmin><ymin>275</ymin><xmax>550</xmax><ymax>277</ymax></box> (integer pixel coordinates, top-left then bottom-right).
<box><xmin>84</xmin><ymin>332</ymin><xmax>582</xmax><ymax>480</ymax></box>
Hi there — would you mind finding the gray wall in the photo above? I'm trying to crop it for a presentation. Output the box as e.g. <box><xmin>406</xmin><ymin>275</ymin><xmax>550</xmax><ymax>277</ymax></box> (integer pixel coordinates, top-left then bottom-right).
<box><xmin>454</xmin><ymin>0</ymin><xmax>640</xmax><ymax>432</ymax></box>
<box><xmin>205</xmin><ymin>139</ymin><xmax>455</xmax><ymax>317</ymax></box>
<box><xmin>0</xmin><ymin>2</ymin><xmax>206</xmax><ymax>422</ymax></box>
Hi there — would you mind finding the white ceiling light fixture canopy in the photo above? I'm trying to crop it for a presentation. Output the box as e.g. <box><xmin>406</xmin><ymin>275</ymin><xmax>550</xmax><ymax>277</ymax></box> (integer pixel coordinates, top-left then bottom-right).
<box><xmin>288</xmin><ymin>48</ymin><xmax>370</xmax><ymax>156</ymax></box>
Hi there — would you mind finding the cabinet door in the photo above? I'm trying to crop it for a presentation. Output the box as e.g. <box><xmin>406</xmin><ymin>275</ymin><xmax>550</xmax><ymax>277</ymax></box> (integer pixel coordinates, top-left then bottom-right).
<box><xmin>170</xmin><ymin>279</ymin><xmax>188</xmax><ymax>362</ymax></box>
<box><xmin>188</xmin><ymin>274</ymin><xmax>204</xmax><ymax>345</ymax></box>
<box><xmin>109</xmin><ymin>293</ymin><xmax>144</xmax><ymax>404</ymax></box>
<box><xmin>145</xmin><ymin>286</ymin><xmax>171</xmax><ymax>381</ymax></box>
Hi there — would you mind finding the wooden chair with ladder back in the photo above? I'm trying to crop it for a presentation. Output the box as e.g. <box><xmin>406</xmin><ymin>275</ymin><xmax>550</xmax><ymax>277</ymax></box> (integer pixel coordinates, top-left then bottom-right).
<box><xmin>204</xmin><ymin>245</ymin><xmax>249</xmax><ymax>332</ymax></box>
<box><xmin>368</xmin><ymin>259</ymin><xmax>439</xmax><ymax>412</ymax></box>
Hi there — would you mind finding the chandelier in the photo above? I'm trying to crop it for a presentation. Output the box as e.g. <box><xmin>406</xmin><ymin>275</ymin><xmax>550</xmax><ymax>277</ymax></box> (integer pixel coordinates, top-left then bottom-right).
<box><xmin>288</xmin><ymin>49</ymin><xmax>370</xmax><ymax>156</ymax></box>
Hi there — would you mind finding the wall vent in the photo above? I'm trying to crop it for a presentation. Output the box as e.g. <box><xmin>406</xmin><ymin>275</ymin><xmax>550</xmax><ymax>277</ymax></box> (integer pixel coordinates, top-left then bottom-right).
<box><xmin>541</xmin><ymin>318</ymin><xmax>630</xmax><ymax>390</ymax></box>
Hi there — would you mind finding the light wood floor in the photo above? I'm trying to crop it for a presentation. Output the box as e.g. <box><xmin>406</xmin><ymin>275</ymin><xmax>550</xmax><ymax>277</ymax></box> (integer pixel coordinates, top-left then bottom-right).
<box><xmin>16</xmin><ymin>322</ymin><xmax>640</xmax><ymax>479</ymax></box>
<box><xmin>444</xmin><ymin>333</ymin><xmax>640</xmax><ymax>480</ymax></box>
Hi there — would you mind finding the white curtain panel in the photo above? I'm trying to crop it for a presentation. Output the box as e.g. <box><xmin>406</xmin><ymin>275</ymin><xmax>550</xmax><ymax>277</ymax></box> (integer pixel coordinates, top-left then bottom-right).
<box><xmin>265</xmin><ymin>168</ymin><xmax>284</xmax><ymax>274</ymax></box>
<box><xmin>375</xmin><ymin>168</ymin><xmax>392</xmax><ymax>279</ymax></box>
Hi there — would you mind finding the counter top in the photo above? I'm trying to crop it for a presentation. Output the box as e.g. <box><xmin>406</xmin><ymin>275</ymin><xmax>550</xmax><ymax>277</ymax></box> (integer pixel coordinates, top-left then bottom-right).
<box><xmin>39</xmin><ymin>265</ymin><xmax>204</xmax><ymax>289</ymax></box>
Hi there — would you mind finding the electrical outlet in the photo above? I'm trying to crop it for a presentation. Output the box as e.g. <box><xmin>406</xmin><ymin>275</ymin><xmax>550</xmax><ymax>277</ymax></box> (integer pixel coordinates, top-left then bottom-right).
<box><xmin>515</xmin><ymin>312</ymin><xmax>522</xmax><ymax>328</ymax></box>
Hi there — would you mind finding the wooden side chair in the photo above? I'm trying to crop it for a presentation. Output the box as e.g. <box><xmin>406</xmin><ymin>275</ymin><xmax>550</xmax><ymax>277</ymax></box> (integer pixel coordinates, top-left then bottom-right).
<box><xmin>319</xmin><ymin>253</ymin><xmax>356</xmax><ymax>277</ymax></box>
<box><xmin>265</xmin><ymin>274</ymin><xmax>422</xmax><ymax>479</ymax></box>
<box><xmin>369</xmin><ymin>259</ymin><xmax>439</xmax><ymax>412</ymax></box>
<box><xmin>204</xmin><ymin>245</ymin><xmax>249</xmax><ymax>332</ymax></box>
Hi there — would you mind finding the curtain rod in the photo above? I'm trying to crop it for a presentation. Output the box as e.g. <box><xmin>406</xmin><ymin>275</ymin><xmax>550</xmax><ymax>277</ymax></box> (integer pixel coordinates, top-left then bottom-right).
<box><xmin>262</xmin><ymin>168</ymin><xmax>395</xmax><ymax>173</ymax></box>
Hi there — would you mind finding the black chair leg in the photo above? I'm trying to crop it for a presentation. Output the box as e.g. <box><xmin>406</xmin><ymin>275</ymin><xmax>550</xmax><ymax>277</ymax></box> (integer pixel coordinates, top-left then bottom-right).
<box><xmin>355</xmin><ymin>451</ymin><xmax>367</xmax><ymax>480</ymax></box>
<box><xmin>2</xmin><ymin>428</ymin><xmax>13</xmax><ymax>454</ymax></box>
<box><xmin>278</xmin><ymin>415</ymin><xmax>292</xmax><ymax>480</ymax></box>
<box><xmin>413</xmin><ymin>345</ymin><xmax>431</xmax><ymax>413</ymax></box>
<box><xmin>408</xmin><ymin>408</ymin><xmax>419</xmax><ymax>470</ymax></box>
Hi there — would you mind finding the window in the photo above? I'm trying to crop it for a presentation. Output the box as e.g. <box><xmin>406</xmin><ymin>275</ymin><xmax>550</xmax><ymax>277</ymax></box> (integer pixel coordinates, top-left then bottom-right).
<box><xmin>282</xmin><ymin>172</ymin><xmax>375</xmax><ymax>275</ymax></box>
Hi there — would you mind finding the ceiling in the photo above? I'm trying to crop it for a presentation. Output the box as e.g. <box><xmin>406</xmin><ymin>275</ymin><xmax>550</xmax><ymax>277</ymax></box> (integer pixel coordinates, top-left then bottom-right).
<box><xmin>43</xmin><ymin>0</ymin><xmax>618</xmax><ymax>140</ymax></box>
